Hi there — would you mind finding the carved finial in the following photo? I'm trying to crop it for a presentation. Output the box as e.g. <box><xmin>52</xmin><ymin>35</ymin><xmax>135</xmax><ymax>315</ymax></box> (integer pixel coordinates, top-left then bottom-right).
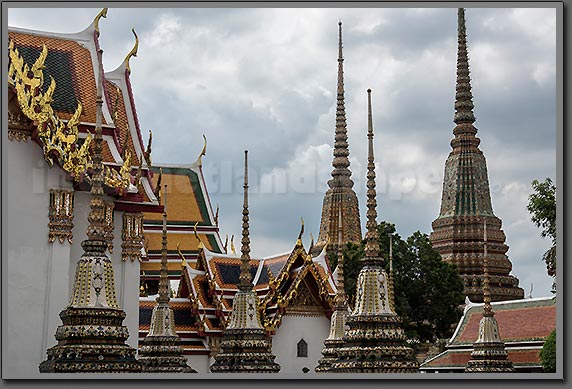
<box><xmin>238</xmin><ymin>150</ymin><xmax>252</xmax><ymax>291</ymax></box>
<box><xmin>134</xmin><ymin>155</ymin><xmax>143</xmax><ymax>193</ymax></box>
<box><xmin>93</xmin><ymin>8</ymin><xmax>108</xmax><ymax>35</ymax></box>
<box><xmin>177</xmin><ymin>240</ymin><xmax>188</xmax><ymax>268</ymax></box>
<box><xmin>364</xmin><ymin>89</ymin><xmax>380</xmax><ymax>261</ymax></box>
<box><xmin>157</xmin><ymin>184</ymin><xmax>170</xmax><ymax>303</ymax></box>
<box><xmin>388</xmin><ymin>234</ymin><xmax>395</xmax><ymax>312</ymax></box>
<box><xmin>230</xmin><ymin>234</ymin><xmax>236</xmax><ymax>254</ymax></box>
<box><xmin>123</xmin><ymin>28</ymin><xmax>138</xmax><ymax>75</ymax></box>
<box><xmin>193</xmin><ymin>221</ymin><xmax>204</xmax><ymax>249</ymax></box>
<box><xmin>154</xmin><ymin>167</ymin><xmax>163</xmax><ymax>202</ymax></box>
<box><xmin>328</xmin><ymin>19</ymin><xmax>354</xmax><ymax>190</ymax></box>
<box><xmin>144</xmin><ymin>129</ymin><xmax>152</xmax><ymax>167</ymax></box>
<box><xmin>223</xmin><ymin>234</ymin><xmax>229</xmax><ymax>253</ymax></box>
<box><xmin>297</xmin><ymin>217</ymin><xmax>305</xmax><ymax>242</ymax></box>
<box><xmin>192</xmin><ymin>134</ymin><xmax>207</xmax><ymax>167</ymax></box>
<box><xmin>214</xmin><ymin>204</ymin><xmax>219</xmax><ymax>227</ymax></box>
<box><xmin>309</xmin><ymin>232</ymin><xmax>315</xmax><ymax>253</ymax></box>
<box><xmin>454</xmin><ymin>8</ymin><xmax>476</xmax><ymax>125</ymax></box>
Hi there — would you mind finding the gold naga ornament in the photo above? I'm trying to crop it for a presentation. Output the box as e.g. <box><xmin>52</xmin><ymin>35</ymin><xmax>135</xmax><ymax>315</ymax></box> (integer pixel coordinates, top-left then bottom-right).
<box><xmin>8</xmin><ymin>40</ymin><xmax>132</xmax><ymax>191</ymax></box>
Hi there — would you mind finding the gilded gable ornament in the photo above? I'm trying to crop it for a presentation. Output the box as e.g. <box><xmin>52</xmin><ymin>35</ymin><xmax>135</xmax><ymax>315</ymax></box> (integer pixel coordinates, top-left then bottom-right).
<box><xmin>48</xmin><ymin>189</ymin><xmax>74</xmax><ymax>244</ymax></box>
<box><xmin>121</xmin><ymin>212</ymin><xmax>144</xmax><ymax>262</ymax></box>
<box><xmin>8</xmin><ymin>40</ymin><xmax>132</xmax><ymax>191</ymax></box>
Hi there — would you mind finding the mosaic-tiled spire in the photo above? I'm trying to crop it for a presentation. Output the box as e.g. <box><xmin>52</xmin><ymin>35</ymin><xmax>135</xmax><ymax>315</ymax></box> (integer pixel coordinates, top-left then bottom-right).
<box><xmin>210</xmin><ymin>151</ymin><xmax>280</xmax><ymax>373</ymax></box>
<box><xmin>315</xmin><ymin>208</ymin><xmax>350</xmax><ymax>372</ymax></box>
<box><xmin>388</xmin><ymin>235</ymin><xmax>395</xmax><ymax>312</ymax></box>
<box><xmin>139</xmin><ymin>185</ymin><xmax>196</xmax><ymax>372</ymax></box>
<box><xmin>314</xmin><ymin>21</ymin><xmax>362</xmax><ymax>256</ymax></box>
<box><xmin>465</xmin><ymin>222</ymin><xmax>515</xmax><ymax>372</ymax></box>
<box><xmin>454</xmin><ymin>8</ymin><xmax>476</xmax><ymax>125</ymax></box>
<box><xmin>430</xmin><ymin>8</ymin><xmax>523</xmax><ymax>303</ymax></box>
<box><xmin>40</xmin><ymin>47</ymin><xmax>141</xmax><ymax>373</ymax></box>
<box><xmin>329</xmin><ymin>89</ymin><xmax>418</xmax><ymax>373</ymax></box>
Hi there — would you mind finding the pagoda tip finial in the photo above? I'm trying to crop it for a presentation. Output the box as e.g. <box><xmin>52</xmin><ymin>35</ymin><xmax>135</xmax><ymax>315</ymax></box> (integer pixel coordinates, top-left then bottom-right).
<box><xmin>364</xmin><ymin>88</ymin><xmax>380</xmax><ymax>260</ymax></box>
<box><xmin>124</xmin><ymin>28</ymin><xmax>139</xmax><ymax>75</ymax></box>
<box><xmin>93</xmin><ymin>8</ymin><xmax>108</xmax><ymax>35</ymax></box>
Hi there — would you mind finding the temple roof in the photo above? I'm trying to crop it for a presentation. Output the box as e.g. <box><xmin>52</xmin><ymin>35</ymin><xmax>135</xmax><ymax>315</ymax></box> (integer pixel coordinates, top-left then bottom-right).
<box><xmin>8</xmin><ymin>22</ymin><xmax>157</xmax><ymax>208</ymax></box>
<box><xmin>421</xmin><ymin>296</ymin><xmax>556</xmax><ymax>370</ymax></box>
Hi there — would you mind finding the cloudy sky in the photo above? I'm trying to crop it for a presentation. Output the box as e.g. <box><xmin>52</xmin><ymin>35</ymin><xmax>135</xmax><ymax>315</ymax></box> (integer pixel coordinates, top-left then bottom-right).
<box><xmin>8</xmin><ymin>6</ymin><xmax>557</xmax><ymax>297</ymax></box>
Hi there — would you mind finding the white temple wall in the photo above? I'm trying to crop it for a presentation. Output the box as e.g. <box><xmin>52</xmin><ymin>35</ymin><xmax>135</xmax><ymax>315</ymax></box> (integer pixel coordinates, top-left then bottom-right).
<box><xmin>272</xmin><ymin>313</ymin><xmax>331</xmax><ymax>375</ymax></box>
<box><xmin>4</xmin><ymin>141</ymin><xmax>72</xmax><ymax>378</ymax></box>
<box><xmin>186</xmin><ymin>354</ymin><xmax>211</xmax><ymax>374</ymax></box>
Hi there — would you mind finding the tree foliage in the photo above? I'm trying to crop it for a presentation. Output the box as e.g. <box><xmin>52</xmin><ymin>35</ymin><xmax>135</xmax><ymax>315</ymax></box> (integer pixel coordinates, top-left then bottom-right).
<box><xmin>540</xmin><ymin>330</ymin><xmax>556</xmax><ymax>373</ymax></box>
<box><xmin>329</xmin><ymin>221</ymin><xmax>465</xmax><ymax>342</ymax></box>
<box><xmin>527</xmin><ymin>178</ymin><xmax>556</xmax><ymax>280</ymax></box>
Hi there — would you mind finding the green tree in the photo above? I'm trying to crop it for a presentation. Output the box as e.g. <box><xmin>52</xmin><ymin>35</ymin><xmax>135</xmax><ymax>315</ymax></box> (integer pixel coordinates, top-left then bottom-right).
<box><xmin>329</xmin><ymin>221</ymin><xmax>464</xmax><ymax>342</ymax></box>
<box><xmin>527</xmin><ymin>178</ymin><xmax>556</xmax><ymax>281</ymax></box>
<box><xmin>540</xmin><ymin>330</ymin><xmax>556</xmax><ymax>373</ymax></box>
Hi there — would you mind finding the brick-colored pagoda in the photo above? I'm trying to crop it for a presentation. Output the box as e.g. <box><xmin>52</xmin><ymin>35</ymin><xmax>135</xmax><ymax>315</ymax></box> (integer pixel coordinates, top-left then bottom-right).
<box><xmin>430</xmin><ymin>8</ymin><xmax>524</xmax><ymax>303</ymax></box>
<box><xmin>209</xmin><ymin>151</ymin><xmax>280</xmax><ymax>373</ymax></box>
<box><xmin>313</xmin><ymin>21</ymin><xmax>361</xmax><ymax>256</ymax></box>
<box><xmin>329</xmin><ymin>90</ymin><xmax>418</xmax><ymax>373</ymax></box>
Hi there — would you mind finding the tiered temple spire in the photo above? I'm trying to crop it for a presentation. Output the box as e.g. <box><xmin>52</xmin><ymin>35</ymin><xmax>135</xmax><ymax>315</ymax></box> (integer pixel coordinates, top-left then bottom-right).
<box><xmin>39</xmin><ymin>47</ymin><xmax>141</xmax><ymax>373</ymax></box>
<box><xmin>329</xmin><ymin>89</ymin><xmax>418</xmax><ymax>373</ymax></box>
<box><xmin>465</xmin><ymin>221</ymin><xmax>515</xmax><ymax>372</ymax></box>
<box><xmin>313</xmin><ymin>21</ymin><xmax>362</xmax><ymax>256</ymax></box>
<box><xmin>210</xmin><ymin>151</ymin><xmax>280</xmax><ymax>373</ymax></box>
<box><xmin>139</xmin><ymin>185</ymin><xmax>196</xmax><ymax>373</ymax></box>
<box><xmin>430</xmin><ymin>8</ymin><xmax>524</xmax><ymax>303</ymax></box>
<box><xmin>315</xmin><ymin>208</ymin><xmax>350</xmax><ymax>372</ymax></box>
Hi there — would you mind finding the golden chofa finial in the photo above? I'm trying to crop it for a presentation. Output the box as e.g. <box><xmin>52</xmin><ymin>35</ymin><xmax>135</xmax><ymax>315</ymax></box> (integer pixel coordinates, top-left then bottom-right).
<box><xmin>124</xmin><ymin>28</ymin><xmax>139</xmax><ymax>75</ymax></box>
<box><xmin>193</xmin><ymin>221</ymin><xmax>204</xmax><ymax>249</ymax></box>
<box><xmin>297</xmin><ymin>217</ymin><xmax>305</xmax><ymax>243</ymax></box>
<box><xmin>194</xmin><ymin>134</ymin><xmax>207</xmax><ymax>167</ymax></box>
<box><xmin>93</xmin><ymin>8</ymin><xmax>108</xmax><ymax>35</ymax></box>
<box><xmin>177</xmin><ymin>240</ymin><xmax>188</xmax><ymax>268</ymax></box>
<box><xmin>230</xmin><ymin>234</ymin><xmax>236</xmax><ymax>254</ymax></box>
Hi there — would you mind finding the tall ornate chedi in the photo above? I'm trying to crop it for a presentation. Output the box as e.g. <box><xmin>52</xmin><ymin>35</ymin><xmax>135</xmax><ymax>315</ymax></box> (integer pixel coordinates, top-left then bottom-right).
<box><xmin>329</xmin><ymin>90</ymin><xmax>418</xmax><ymax>373</ymax></box>
<box><xmin>139</xmin><ymin>185</ymin><xmax>196</xmax><ymax>373</ymax></box>
<box><xmin>315</xmin><ymin>209</ymin><xmax>350</xmax><ymax>372</ymax></box>
<box><xmin>313</xmin><ymin>21</ymin><xmax>361</xmax><ymax>256</ymax></box>
<box><xmin>39</xmin><ymin>48</ymin><xmax>141</xmax><ymax>373</ymax></box>
<box><xmin>210</xmin><ymin>151</ymin><xmax>280</xmax><ymax>373</ymax></box>
<box><xmin>430</xmin><ymin>8</ymin><xmax>524</xmax><ymax>303</ymax></box>
<box><xmin>465</xmin><ymin>222</ymin><xmax>515</xmax><ymax>372</ymax></box>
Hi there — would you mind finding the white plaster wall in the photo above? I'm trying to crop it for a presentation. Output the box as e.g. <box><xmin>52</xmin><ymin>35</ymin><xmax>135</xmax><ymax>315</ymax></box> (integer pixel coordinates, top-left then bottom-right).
<box><xmin>5</xmin><ymin>141</ymin><xmax>72</xmax><ymax>378</ymax></box>
<box><xmin>272</xmin><ymin>314</ymin><xmax>331</xmax><ymax>376</ymax></box>
<box><xmin>186</xmin><ymin>354</ymin><xmax>210</xmax><ymax>374</ymax></box>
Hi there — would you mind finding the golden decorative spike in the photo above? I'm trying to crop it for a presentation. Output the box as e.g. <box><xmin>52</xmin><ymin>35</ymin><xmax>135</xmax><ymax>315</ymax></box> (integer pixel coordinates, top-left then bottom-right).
<box><xmin>194</xmin><ymin>134</ymin><xmax>207</xmax><ymax>167</ymax></box>
<box><xmin>154</xmin><ymin>167</ymin><xmax>163</xmax><ymax>202</ymax></box>
<box><xmin>177</xmin><ymin>241</ymin><xmax>188</xmax><ymax>268</ymax></box>
<box><xmin>223</xmin><ymin>235</ymin><xmax>229</xmax><ymax>253</ymax></box>
<box><xmin>144</xmin><ymin>129</ymin><xmax>152</xmax><ymax>167</ymax></box>
<box><xmin>214</xmin><ymin>204</ymin><xmax>219</xmax><ymax>226</ymax></box>
<box><xmin>93</xmin><ymin>8</ymin><xmax>108</xmax><ymax>35</ymax></box>
<box><xmin>124</xmin><ymin>28</ymin><xmax>139</xmax><ymax>75</ymax></box>
<box><xmin>297</xmin><ymin>217</ymin><xmax>305</xmax><ymax>243</ymax></box>
<box><xmin>230</xmin><ymin>234</ymin><xmax>236</xmax><ymax>254</ymax></box>
<box><xmin>193</xmin><ymin>221</ymin><xmax>204</xmax><ymax>249</ymax></box>
<box><xmin>309</xmin><ymin>232</ymin><xmax>315</xmax><ymax>253</ymax></box>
